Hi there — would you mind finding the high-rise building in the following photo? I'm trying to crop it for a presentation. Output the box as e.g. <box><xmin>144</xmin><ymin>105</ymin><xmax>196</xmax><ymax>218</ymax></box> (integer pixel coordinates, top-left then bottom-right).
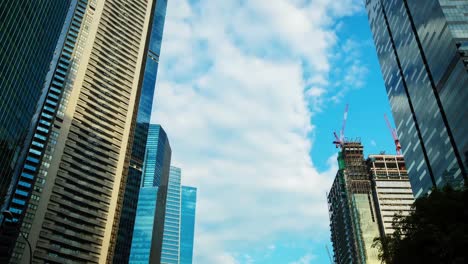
<box><xmin>328</xmin><ymin>141</ymin><xmax>381</xmax><ymax>264</ymax></box>
<box><xmin>365</xmin><ymin>0</ymin><xmax>468</xmax><ymax>197</ymax></box>
<box><xmin>368</xmin><ymin>154</ymin><xmax>414</xmax><ymax>237</ymax></box>
<box><xmin>1</xmin><ymin>1</ymin><xmax>166</xmax><ymax>263</ymax></box>
<box><xmin>0</xmin><ymin>4</ymin><xmax>75</xmax><ymax>250</ymax></box>
<box><xmin>161</xmin><ymin>166</ymin><xmax>182</xmax><ymax>264</ymax></box>
<box><xmin>328</xmin><ymin>142</ymin><xmax>416</xmax><ymax>264</ymax></box>
<box><xmin>129</xmin><ymin>124</ymin><xmax>171</xmax><ymax>264</ymax></box>
<box><xmin>180</xmin><ymin>186</ymin><xmax>197</xmax><ymax>264</ymax></box>
<box><xmin>0</xmin><ymin>0</ymin><xmax>72</xmax><ymax>206</ymax></box>
<box><xmin>113</xmin><ymin>0</ymin><xmax>167</xmax><ymax>262</ymax></box>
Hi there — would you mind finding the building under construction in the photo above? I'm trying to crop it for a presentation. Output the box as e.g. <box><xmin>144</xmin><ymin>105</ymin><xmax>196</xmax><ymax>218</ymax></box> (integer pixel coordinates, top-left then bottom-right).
<box><xmin>328</xmin><ymin>140</ymin><xmax>381</xmax><ymax>264</ymax></box>
<box><xmin>368</xmin><ymin>155</ymin><xmax>414</xmax><ymax>237</ymax></box>
<box><xmin>328</xmin><ymin>141</ymin><xmax>415</xmax><ymax>264</ymax></box>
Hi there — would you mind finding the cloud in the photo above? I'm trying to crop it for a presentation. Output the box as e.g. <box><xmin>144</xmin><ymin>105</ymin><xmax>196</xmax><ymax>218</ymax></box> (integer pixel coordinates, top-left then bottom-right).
<box><xmin>289</xmin><ymin>253</ymin><xmax>316</xmax><ymax>264</ymax></box>
<box><xmin>152</xmin><ymin>0</ymin><xmax>363</xmax><ymax>262</ymax></box>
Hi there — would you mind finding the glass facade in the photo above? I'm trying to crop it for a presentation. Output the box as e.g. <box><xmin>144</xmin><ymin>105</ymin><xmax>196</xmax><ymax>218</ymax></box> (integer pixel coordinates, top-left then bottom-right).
<box><xmin>113</xmin><ymin>0</ymin><xmax>168</xmax><ymax>262</ymax></box>
<box><xmin>0</xmin><ymin>0</ymin><xmax>72</xmax><ymax>217</ymax></box>
<box><xmin>0</xmin><ymin>0</ymin><xmax>76</xmax><ymax>261</ymax></box>
<box><xmin>128</xmin><ymin>124</ymin><xmax>172</xmax><ymax>264</ymax></box>
<box><xmin>161</xmin><ymin>167</ymin><xmax>182</xmax><ymax>264</ymax></box>
<box><xmin>129</xmin><ymin>187</ymin><xmax>159</xmax><ymax>264</ymax></box>
<box><xmin>365</xmin><ymin>0</ymin><xmax>468</xmax><ymax>197</ymax></box>
<box><xmin>180</xmin><ymin>186</ymin><xmax>197</xmax><ymax>264</ymax></box>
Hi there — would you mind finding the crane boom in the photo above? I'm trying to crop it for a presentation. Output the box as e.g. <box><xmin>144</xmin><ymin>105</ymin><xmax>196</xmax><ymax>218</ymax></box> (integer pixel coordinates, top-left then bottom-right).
<box><xmin>340</xmin><ymin>104</ymin><xmax>349</xmax><ymax>143</ymax></box>
<box><xmin>332</xmin><ymin>104</ymin><xmax>349</xmax><ymax>149</ymax></box>
<box><xmin>384</xmin><ymin>114</ymin><xmax>402</xmax><ymax>155</ymax></box>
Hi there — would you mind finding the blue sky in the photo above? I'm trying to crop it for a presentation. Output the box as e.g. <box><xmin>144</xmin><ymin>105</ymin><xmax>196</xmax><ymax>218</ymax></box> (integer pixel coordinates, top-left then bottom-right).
<box><xmin>152</xmin><ymin>0</ymin><xmax>396</xmax><ymax>263</ymax></box>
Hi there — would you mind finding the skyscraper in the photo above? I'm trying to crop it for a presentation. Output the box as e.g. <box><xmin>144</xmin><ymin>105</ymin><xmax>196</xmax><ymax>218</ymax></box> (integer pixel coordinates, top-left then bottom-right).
<box><xmin>328</xmin><ymin>141</ymin><xmax>380</xmax><ymax>264</ymax></box>
<box><xmin>0</xmin><ymin>0</ymin><xmax>72</xmax><ymax>219</ymax></box>
<box><xmin>2</xmin><ymin>0</ymin><xmax>166</xmax><ymax>262</ymax></box>
<box><xmin>365</xmin><ymin>0</ymin><xmax>468</xmax><ymax>197</ymax></box>
<box><xmin>129</xmin><ymin>124</ymin><xmax>172</xmax><ymax>263</ymax></box>
<box><xmin>113</xmin><ymin>0</ymin><xmax>167</xmax><ymax>262</ymax></box>
<box><xmin>180</xmin><ymin>186</ymin><xmax>197</xmax><ymax>264</ymax></box>
<box><xmin>161</xmin><ymin>166</ymin><xmax>182</xmax><ymax>264</ymax></box>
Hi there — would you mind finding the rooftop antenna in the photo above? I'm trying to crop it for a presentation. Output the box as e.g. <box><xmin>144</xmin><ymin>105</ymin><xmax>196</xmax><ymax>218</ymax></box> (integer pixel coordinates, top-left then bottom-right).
<box><xmin>384</xmin><ymin>114</ymin><xmax>402</xmax><ymax>155</ymax></box>
<box><xmin>333</xmin><ymin>104</ymin><xmax>349</xmax><ymax>149</ymax></box>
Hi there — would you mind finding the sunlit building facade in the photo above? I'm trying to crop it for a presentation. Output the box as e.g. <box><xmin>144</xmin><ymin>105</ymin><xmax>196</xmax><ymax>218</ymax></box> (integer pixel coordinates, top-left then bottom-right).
<box><xmin>328</xmin><ymin>142</ymin><xmax>380</xmax><ymax>264</ymax></box>
<box><xmin>1</xmin><ymin>0</ymin><xmax>166</xmax><ymax>262</ymax></box>
<box><xmin>365</xmin><ymin>0</ymin><xmax>468</xmax><ymax>197</ymax></box>
<box><xmin>368</xmin><ymin>154</ymin><xmax>414</xmax><ymax>236</ymax></box>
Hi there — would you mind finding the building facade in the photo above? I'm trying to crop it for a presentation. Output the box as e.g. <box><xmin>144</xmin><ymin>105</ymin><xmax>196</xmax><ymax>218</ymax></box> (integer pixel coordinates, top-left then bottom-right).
<box><xmin>113</xmin><ymin>0</ymin><xmax>168</xmax><ymax>262</ymax></box>
<box><xmin>161</xmin><ymin>167</ymin><xmax>182</xmax><ymax>264</ymax></box>
<box><xmin>2</xmin><ymin>0</ymin><xmax>164</xmax><ymax>263</ymax></box>
<box><xmin>328</xmin><ymin>142</ymin><xmax>381</xmax><ymax>264</ymax></box>
<box><xmin>0</xmin><ymin>0</ymin><xmax>72</xmax><ymax>210</ymax></box>
<box><xmin>365</xmin><ymin>0</ymin><xmax>468</xmax><ymax>197</ymax></box>
<box><xmin>129</xmin><ymin>124</ymin><xmax>171</xmax><ymax>264</ymax></box>
<box><xmin>180</xmin><ymin>186</ymin><xmax>197</xmax><ymax>264</ymax></box>
<box><xmin>0</xmin><ymin>0</ymin><xmax>74</xmax><ymax>260</ymax></box>
<box><xmin>368</xmin><ymin>155</ymin><xmax>414</xmax><ymax>237</ymax></box>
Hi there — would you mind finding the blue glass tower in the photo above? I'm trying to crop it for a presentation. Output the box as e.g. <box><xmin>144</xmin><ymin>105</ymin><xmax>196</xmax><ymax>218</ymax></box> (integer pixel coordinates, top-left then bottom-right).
<box><xmin>161</xmin><ymin>167</ymin><xmax>182</xmax><ymax>263</ymax></box>
<box><xmin>114</xmin><ymin>0</ymin><xmax>168</xmax><ymax>262</ymax></box>
<box><xmin>180</xmin><ymin>186</ymin><xmax>197</xmax><ymax>264</ymax></box>
<box><xmin>129</xmin><ymin>124</ymin><xmax>171</xmax><ymax>263</ymax></box>
<box><xmin>365</xmin><ymin>0</ymin><xmax>468</xmax><ymax>197</ymax></box>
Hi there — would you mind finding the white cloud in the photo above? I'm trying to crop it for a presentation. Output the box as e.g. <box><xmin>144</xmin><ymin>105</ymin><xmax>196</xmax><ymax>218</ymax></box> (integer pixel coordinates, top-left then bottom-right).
<box><xmin>152</xmin><ymin>0</ymin><xmax>363</xmax><ymax>262</ymax></box>
<box><xmin>289</xmin><ymin>253</ymin><xmax>317</xmax><ymax>264</ymax></box>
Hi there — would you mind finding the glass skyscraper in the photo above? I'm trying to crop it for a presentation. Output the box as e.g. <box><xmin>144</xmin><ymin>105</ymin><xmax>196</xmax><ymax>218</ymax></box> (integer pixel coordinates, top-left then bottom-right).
<box><xmin>1</xmin><ymin>0</ymin><xmax>167</xmax><ymax>263</ymax></box>
<box><xmin>114</xmin><ymin>0</ymin><xmax>168</xmax><ymax>262</ymax></box>
<box><xmin>0</xmin><ymin>3</ymin><xmax>73</xmax><ymax>258</ymax></box>
<box><xmin>365</xmin><ymin>0</ymin><xmax>468</xmax><ymax>197</ymax></box>
<box><xmin>129</xmin><ymin>124</ymin><xmax>172</xmax><ymax>264</ymax></box>
<box><xmin>180</xmin><ymin>186</ymin><xmax>197</xmax><ymax>264</ymax></box>
<box><xmin>0</xmin><ymin>0</ymin><xmax>72</xmax><ymax>208</ymax></box>
<box><xmin>161</xmin><ymin>167</ymin><xmax>182</xmax><ymax>264</ymax></box>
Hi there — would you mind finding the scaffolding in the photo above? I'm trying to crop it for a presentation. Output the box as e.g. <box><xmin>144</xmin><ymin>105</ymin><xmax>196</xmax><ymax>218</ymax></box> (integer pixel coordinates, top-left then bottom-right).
<box><xmin>328</xmin><ymin>141</ymin><xmax>380</xmax><ymax>264</ymax></box>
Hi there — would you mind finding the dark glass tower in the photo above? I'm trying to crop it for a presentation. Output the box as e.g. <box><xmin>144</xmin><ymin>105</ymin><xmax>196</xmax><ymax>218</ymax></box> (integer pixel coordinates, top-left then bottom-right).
<box><xmin>129</xmin><ymin>124</ymin><xmax>171</xmax><ymax>263</ymax></box>
<box><xmin>180</xmin><ymin>186</ymin><xmax>197</xmax><ymax>264</ymax></box>
<box><xmin>0</xmin><ymin>0</ymin><xmax>72</xmax><ymax>211</ymax></box>
<box><xmin>113</xmin><ymin>0</ymin><xmax>168</xmax><ymax>263</ymax></box>
<box><xmin>0</xmin><ymin>0</ymin><xmax>72</xmax><ymax>260</ymax></box>
<box><xmin>365</xmin><ymin>0</ymin><xmax>468</xmax><ymax>197</ymax></box>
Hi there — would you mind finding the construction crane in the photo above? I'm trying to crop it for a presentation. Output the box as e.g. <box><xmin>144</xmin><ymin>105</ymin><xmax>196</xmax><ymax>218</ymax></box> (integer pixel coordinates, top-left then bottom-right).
<box><xmin>384</xmin><ymin>114</ymin><xmax>402</xmax><ymax>155</ymax></box>
<box><xmin>325</xmin><ymin>245</ymin><xmax>333</xmax><ymax>264</ymax></box>
<box><xmin>333</xmin><ymin>104</ymin><xmax>349</xmax><ymax>149</ymax></box>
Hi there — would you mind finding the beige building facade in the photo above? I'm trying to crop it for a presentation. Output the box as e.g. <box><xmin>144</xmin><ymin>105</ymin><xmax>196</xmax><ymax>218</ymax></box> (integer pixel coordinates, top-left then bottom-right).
<box><xmin>10</xmin><ymin>0</ymin><xmax>158</xmax><ymax>263</ymax></box>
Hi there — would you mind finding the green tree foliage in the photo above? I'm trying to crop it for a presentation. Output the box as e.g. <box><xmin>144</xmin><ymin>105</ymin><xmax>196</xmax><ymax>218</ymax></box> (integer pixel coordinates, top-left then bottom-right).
<box><xmin>373</xmin><ymin>186</ymin><xmax>468</xmax><ymax>264</ymax></box>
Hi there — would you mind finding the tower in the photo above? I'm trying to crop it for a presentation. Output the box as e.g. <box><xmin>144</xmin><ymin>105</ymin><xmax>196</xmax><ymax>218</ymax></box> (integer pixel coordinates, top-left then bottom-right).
<box><xmin>129</xmin><ymin>125</ymin><xmax>172</xmax><ymax>263</ymax></box>
<box><xmin>365</xmin><ymin>0</ymin><xmax>468</xmax><ymax>197</ymax></box>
